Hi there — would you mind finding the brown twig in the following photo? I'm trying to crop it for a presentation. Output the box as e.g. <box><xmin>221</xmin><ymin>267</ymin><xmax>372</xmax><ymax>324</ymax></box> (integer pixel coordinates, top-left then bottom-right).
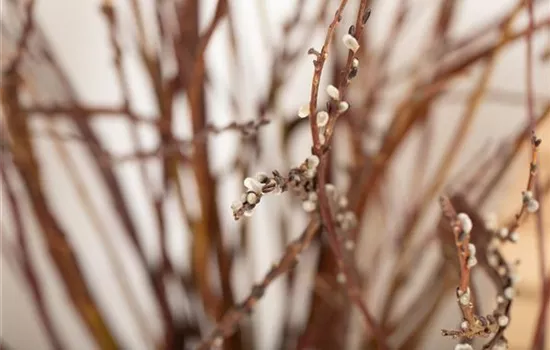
<box><xmin>2</xmin><ymin>0</ymin><xmax>35</xmax><ymax>74</ymax></box>
<box><xmin>196</xmin><ymin>220</ymin><xmax>321</xmax><ymax>349</ymax></box>
<box><xmin>0</xmin><ymin>162</ymin><xmax>65</xmax><ymax>350</ymax></box>
<box><xmin>2</xmin><ymin>62</ymin><xmax>119</xmax><ymax>350</ymax></box>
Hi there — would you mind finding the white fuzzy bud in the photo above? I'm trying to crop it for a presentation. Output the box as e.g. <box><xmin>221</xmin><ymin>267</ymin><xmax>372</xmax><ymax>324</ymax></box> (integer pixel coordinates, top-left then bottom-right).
<box><xmin>302</xmin><ymin>200</ymin><xmax>317</xmax><ymax>213</ymax></box>
<box><xmin>498</xmin><ymin>315</ymin><xmax>509</xmax><ymax>327</ymax></box>
<box><xmin>499</xmin><ymin>228</ymin><xmax>509</xmax><ymax>239</ymax></box>
<box><xmin>457</xmin><ymin>213</ymin><xmax>473</xmax><ymax>234</ymax></box>
<box><xmin>522</xmin><ymin>190</ymin><xmax>534</xmax><ymax>201</ymax></box>
<box><xmin>492</xmin><ymin>340</ymin><xmax>509</xmax><ymax>350</ymax></box>
<box><xmin>458</xmin><ymin>288</ymin><xmax>471</xmax><ymax>306</ymax></box>
<box><xmin>488</xmin><ymin>254</ymin><xmax>499</xmax><ymax>267</ymax></box>
<box><xmin>454</xmin><ymin>344</ymin><xmax>473</xmax><ymax>350</ymax></box>
<box><xmin>231</xmin><ymin>200</ymin><xmax>243</xmax><ymax>212</ymax></box>
<box><xmin>326</xmin><ymin>84</ymin><xmax>340</xmax><ymax>100</ymax></box>
<box><xmin>306</xmin><ymin>155</ymin><xmax>320</xmax><ymax>169</ymax></box>
<box><xmin>246</xmin><ymin>192</ymin><xmax>259</xmax><ymax>205</ymax></box>
<box><xmin>509</xmin><ymin>231</ymin><xmax>519</xmax><ymax>242</ymax></box>
<box><xmin>318</xmin><ymin>133</ymin><xmax>326</xmax><ymax>145</ymax></box>
<box><xmin>308</xmin><ymin>192</ymin><xmax>318</xmax><ymax>202</ymax></box>
<box><xmin>468</xmin><ymin>243</ymin><xmax>476</xmax><ymax>256</ymax></box>
<box><xmin>337</xmin><ymin>101</ymin><xmax>350</xmax><ymax>113</ymax></box>
<box><xmin>467</xmin><ymin>256</ymin><xmax>478</xmax><ymax>268</ymax></box>
<box><xmin>344</xmin><ymin>212</ymin><xmax>357</xmax><ymax>228</ymax></box>
<box><xmin>338</xmin><ymin>195</ymin><xmax>348</xmax><ymax>208</ymax></box>
<box><xmin>244</xmin><ymin>177</ymin><xmax>263</xmax><ymax>194</ymax></box>
<box><xmin>504</xmin><ymin>287</ymin><xmax>514</xmax><ymax>300</ymax></box>
<box><xmin>460</xmin><ymin>320</ymin><xmax>469</xmax><ymax>330</ymax></box>
<box><xmin>484</xmin><ymin>212</ymin><xmax>498</xmax><ymax>231</ymax></box>
<box><xmin>342</xmin><ymin>33</ymin><xmax>360</xmax><ymax>52</ymax></box>
<box><xmin>213</xmin><ymin>336</ymin><xmax>224</xmax><ymax>348</ymax></box>
<box><xmin>255</xmin><ymin>172</ymin><xmax>269</xmax><ymax>183</ymax></box>
<box><xmin>497</xmin><ymin>295</ymin><xmax>505</xmax><ymax>304</ymax></box>
<box><xmin>316</xmin><ymin>111</ymin><xmax>329</xmax><ymax>127</ymax></box>
<box><xmin>510</xmin><ymin>273</ymin><xmax>521</xmax><ymax>284</ymax></box>
<box><xmin>352</xmin><ymin>57</ymin><xmax>359</xmax><ymax>68</ymax></box>
<box><xmin>336</xmin><ymin>272</ymin><xmax>347</xmax><ymax>284</ymax></box>
<box><xmin>305</xmin><ymin>169</ymin><xmax>316</xmax><ymax>179</ymax></box>
<box><xmin>527</xmin><ymin>199</ymin><xmax>540</xmax><ymax>213</ymax></box>
<box><xmin>298</xmin><ymin>104</ymin><xmax>310</xmax><ymax>118</ymax></box>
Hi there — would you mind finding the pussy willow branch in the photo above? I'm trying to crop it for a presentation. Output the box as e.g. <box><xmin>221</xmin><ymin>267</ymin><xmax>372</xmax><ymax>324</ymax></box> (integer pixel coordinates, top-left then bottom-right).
<box><xmin>439</xmin><ymin>197</ymin><xmax>477</xmax><ymax>322</ymax></box>
<box><xmin>306</xmin><ymin>1</ymin><xmax>387</xmax><ymax>347</ymax></box>
<box><xmin>505</xmin><ymin>133</ymin><xmax>540</xmax><ymax>234</ymax></box>
<box><xmin>526</xmin><ymin>0</ymin><xmax>547</xmax><ymax>347</ymax></box>
<box><xmin>483</xmin><ymin>133</ymin><xmax>541</xmax><ymax>349</ymax></box>
<box><xmin>197</xmin><ymin>220</ymin><xmax>321</xmax><ymax>350</ymax></box>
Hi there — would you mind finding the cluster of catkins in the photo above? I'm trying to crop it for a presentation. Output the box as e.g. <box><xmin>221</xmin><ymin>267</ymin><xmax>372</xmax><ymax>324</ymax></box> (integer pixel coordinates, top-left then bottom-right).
<box><xmin>230</xmin><ymin>156</ymin><xmax>321</xmax><ymax>220</ymax></box>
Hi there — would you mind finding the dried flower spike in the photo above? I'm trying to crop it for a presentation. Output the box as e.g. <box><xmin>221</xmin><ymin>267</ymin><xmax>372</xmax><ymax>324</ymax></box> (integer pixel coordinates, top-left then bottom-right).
<box><xmin>326</xmin><ymin>84</ymin><xmax>340</xmax><ymax>100</ymax></box>
<box><xmin>342</xmin><ymin>33</ymin><xmax>360</xmax><ymax>52</ymax></box>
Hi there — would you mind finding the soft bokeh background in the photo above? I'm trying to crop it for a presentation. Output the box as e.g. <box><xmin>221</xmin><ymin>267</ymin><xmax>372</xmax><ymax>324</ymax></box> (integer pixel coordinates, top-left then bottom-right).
<box><xmin>1</xmin><ymin>0</ymin><xmax>549</xmax><ymax>349</ymax></box>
